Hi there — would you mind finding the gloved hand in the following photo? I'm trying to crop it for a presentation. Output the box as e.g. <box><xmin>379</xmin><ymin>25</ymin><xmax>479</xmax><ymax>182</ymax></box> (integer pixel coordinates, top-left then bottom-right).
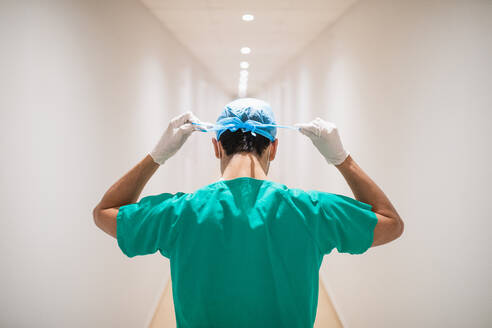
<box><xmin>295</xmin><ymin>118</ymin><xmax>350</xmax><ymax>166</ymax></box>
<box><xmin>150</xmin><ymin>111</ymin><xmax>203</xmax><ymax>165</ymax></box>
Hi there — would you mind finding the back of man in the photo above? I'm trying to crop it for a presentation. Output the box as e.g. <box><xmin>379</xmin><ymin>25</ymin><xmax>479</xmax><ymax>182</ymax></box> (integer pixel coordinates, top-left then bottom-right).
<box><xmin>116</xmin><ymin>177</ymin><xmax>378</xmax><ymax>327</ymax></box>
<box><xmin>94</xmin><ymin>98</ymin><xmax>404</xmax><ymax>328</ymax></box>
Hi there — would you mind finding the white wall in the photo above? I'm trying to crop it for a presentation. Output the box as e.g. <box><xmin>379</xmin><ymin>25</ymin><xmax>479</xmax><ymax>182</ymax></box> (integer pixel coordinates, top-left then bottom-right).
<box><xmin>0</xmin><ymin>0</ymin><xmax>229</xmax><ymax>327</ymax></box>
<box><xmin>257</xmin><ymin>0</ymin><xmax>492</xmax><ymax>327</ymax></box>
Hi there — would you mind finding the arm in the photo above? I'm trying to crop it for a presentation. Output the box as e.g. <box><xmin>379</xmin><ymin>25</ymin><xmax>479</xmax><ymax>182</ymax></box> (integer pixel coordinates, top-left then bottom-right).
<box><xmin>335</xmin><ymin>155</ymin><xmax>404</xmax><ymax>246</ymax></box>
<box><xmin>93</xmin><ymin>111</ymin><xmax>202</xmax><ymax>238</ymax></box>
<box><xmin>93</xmin><ymin>155</ymin><xmax>159</xmax><ymax>238</ymax></box>
<box><xmin>295</xmin><ymin>118</ymin><xmax>404</xmax><ymax>247</ymax></box>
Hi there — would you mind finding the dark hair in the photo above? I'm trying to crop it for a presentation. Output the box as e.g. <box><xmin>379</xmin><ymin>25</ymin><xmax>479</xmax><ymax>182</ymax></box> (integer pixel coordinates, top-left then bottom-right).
<box><xmin>219</xmin><ymin>129</ymin><xmax>271</xmax><ymax>156</ymax></box>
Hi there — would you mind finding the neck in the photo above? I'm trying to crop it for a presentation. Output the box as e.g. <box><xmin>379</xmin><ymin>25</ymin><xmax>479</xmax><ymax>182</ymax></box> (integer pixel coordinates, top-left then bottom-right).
<box><xmin>220</xmin><ymin>152</ymin><xmax>268</xmax><ymax>180</ymax></box>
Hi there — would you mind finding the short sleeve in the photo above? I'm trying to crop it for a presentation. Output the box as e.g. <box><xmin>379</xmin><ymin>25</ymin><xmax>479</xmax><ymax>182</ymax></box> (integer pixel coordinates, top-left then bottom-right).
<box><xmin>116</xmin><ymin>192</ymin><xmax>187</xmax><ymax>258</ymax></box>
<box><xmin>290</xmin><ymin>189</ymin><xmax>378</xmax><ymax>255</ymax></box>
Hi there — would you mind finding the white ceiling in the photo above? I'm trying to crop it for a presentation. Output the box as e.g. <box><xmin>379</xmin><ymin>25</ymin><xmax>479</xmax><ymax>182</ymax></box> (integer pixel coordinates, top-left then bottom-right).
<box><xmin>140</xmin><ymin>0</ymin><xmax>359</xmax><ymax>97</ymax></box>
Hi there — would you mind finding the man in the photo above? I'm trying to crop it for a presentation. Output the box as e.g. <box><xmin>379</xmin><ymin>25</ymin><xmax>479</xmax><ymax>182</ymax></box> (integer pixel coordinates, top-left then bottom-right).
<box><xmin>93</xmin><ymin>98</ymin><xmax>404</xmax><ymax>328</ymax></box>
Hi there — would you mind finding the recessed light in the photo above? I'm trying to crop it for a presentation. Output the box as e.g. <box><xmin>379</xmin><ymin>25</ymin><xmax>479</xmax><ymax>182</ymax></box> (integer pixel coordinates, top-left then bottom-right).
<box><xmin>242</xmin><ymin>14</ymin><xmax>254</xmax><ymax>22</ymax></box>
<box><xmin>240</xmin><ymin>47</ymin><xmax>251</xmax><ymax>54</ymax></box>
<box><xmin>240</xmin><ymin>61</ymin><xmax>249</xmax><ymax>69</ymax></box>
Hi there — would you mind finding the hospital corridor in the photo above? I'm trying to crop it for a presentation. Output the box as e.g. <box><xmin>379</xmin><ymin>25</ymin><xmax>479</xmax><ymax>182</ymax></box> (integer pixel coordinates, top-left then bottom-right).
<box><xmin>0</xmin><ymin>0</ymin><xmax>491</xmax><ymax>327</ymax></box>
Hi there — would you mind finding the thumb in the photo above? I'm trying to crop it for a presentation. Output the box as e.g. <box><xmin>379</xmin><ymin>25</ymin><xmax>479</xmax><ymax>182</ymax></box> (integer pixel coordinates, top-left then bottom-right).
<box><xmin>295</xmin><ymin>123</ymin><xmax>319</xmax><ymax>138</ymax></box>
<box><xmin>294</xmin><ymin>123</ymin><xmax>310</xmax><ymax>131</ymax></box>
<box><xmin>179</xmin><ymin>122</ymin><xmax>196</xmax><ymax>135</ymax></box>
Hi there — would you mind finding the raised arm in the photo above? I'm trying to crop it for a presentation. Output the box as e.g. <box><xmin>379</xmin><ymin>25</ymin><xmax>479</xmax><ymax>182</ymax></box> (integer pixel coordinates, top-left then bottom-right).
<box><xmin>93</xmin><ymin>155</ymin><xmax>159</xmax><ymax>238</ymax></box>
<box><xmin>335</xmin><ymin>155</ymin><xmax>404</xmax><ymax>246</ymax></box>
<box><xmin>92</xmin><ymin>111</ymin><xmax>202</xmax><ymax>238</ymax></box>
<box><xmin>295</xmin><ymin>118</ymin><xmax>404</xmax><ymax>247</ymax></box>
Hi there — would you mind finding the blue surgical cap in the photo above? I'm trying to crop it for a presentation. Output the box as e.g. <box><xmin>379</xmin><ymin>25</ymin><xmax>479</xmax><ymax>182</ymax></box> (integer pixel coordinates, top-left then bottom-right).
<box><xmin>215</xmin><ymin>98</ymin><xmax>277</xmax><ymax>142</ymax></box>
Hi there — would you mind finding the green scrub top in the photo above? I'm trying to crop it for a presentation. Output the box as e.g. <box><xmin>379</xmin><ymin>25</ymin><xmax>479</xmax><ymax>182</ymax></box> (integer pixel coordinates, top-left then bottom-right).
<box><xmin>117</xmin><ymin>177</ymin><xmax>378</xmax><ymax>328</ymax></box>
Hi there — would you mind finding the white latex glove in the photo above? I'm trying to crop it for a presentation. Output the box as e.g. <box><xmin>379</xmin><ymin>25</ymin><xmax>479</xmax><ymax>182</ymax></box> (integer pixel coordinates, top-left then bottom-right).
<box><xmin>150</xmin><ymin>111</ymin><xmax>202</xmax><ymax>165</ymax></box>
<box><xmin>295</xmin><ymin>117</ymin><xmax>350</xmax><ymax>166</ymax></box>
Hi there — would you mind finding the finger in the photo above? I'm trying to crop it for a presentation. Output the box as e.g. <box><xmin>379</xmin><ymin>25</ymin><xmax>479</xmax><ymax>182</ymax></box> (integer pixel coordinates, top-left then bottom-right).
<box><xmin>298</xmin><ymin>122</ymin><xmax>321</xmax><ymax>137</ymax></box>
<box><xmin>294</xmin><ymin>123</ymin><xmax>311</xmax><ymax>132</ymax></box>
<box><xmin>192</xmin><ymin>123</ymin><xmax>210</xmax><ymax>132</ymax></box>
<box><xmin>185</xmin><ymin>113</ymin><xmax>210</xmax><ymax>133</ymax></box>
<box><xmin>315</xmin><ymin>117</ymin><xmax>335</xmax><ymax>131</ymax></box>
<box><xmin>316</xmin><ymin>119</ymin><xmax>336</xmax><ymax>133</ymax></box>
<box><xmin>311</xmin><ymin>120</ymin><xmax>323</xmax><ymax>137</ymax></box>
<box><xmin>314</xmin><ymin>117</ymin><xmax>336</xmax><ymax>127</ymax></box>
<box><xmin>187</xmin><ymin>112</ymin><xmax>202</xmax><ymax>125</ymax></box>
<box><xmin>300</xmin><ymin>128</ymin><xmax>319</xmax><ymax>139</ymax></box>
<box><xmin>189</xmin><ymin>118</ymin><xmax>204</xmax><ymax>131</ymax></box>
<box><xmin>294</xmin><ymin>122</ymin><xmax>312</xmax><ymax>130</ymax></box>
<box><xmin>172</xmin><ymin>111</ymin><xmax>194</xmax><ymax>126</ymax></box>
<box><xmin>193</xmin><ymin>121</ymin><xmax>215</xmax><ymax>132</ymax></box>
<box><xmin>179</xmin><ymin>122</ymin><xmax>196</xmax><ymax>134</ymax></box>
<box><xmin>295</xmin><ymin>123</ymin><xmax>318</xmax><ymax>138</ymax></box>
<box><xmin>192</xmin><ymin>124</ymin><xmax>207</xmax><ymax>132</ymax></box>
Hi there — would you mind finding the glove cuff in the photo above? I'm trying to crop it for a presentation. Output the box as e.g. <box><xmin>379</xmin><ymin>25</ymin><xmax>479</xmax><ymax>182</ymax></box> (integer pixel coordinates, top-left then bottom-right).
<box><xmin>325</xmin><ymin>149</ymin><xmax>350</xmax><ymax>166</ymax></box>
<box><xmin>149</xmin><ymin>151</ymin><xmax>167</xmax><ymax>165</ymax></box>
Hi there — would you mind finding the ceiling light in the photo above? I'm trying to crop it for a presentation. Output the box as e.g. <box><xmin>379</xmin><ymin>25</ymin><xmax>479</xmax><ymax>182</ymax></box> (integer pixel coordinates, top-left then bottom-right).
<box><xmin>239</xmin><ymin>76</ymin><xmax>248</xmax><ymax>83</ymax></box>
<box><xmin>240</xmin><ymin>70</ymin><xmax>249</xmax><ymax>77</ymax></box>
<box><xmin>240</xmin><ymin>47</ymin><xmax>251</xmax><ymax>54</ymax></box>
<box><xmin>240</xmin><ymin>61</ymin><xmax>249</xmax><ymax>69</ymax></box>
<box><xmin>238</xmin><ymin>82</ymin><xmax>247</xmax><ymax>96</ymax></box>
<box><xmin>242</xmin><ymin>14</ymin><xmax>254</xmax><ymax>22</ymax></box>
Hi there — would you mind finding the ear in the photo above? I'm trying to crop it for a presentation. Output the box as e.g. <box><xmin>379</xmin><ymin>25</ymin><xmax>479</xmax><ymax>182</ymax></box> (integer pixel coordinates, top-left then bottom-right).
<box><xmin>269</xmin><ymin>139</ymin><xmax>278</xmax><ymax>161</ymax></box>
<box><xmin>212</xmin><ymin>138</ymin><xmax>221</xmax><ymax>159</ymax></box>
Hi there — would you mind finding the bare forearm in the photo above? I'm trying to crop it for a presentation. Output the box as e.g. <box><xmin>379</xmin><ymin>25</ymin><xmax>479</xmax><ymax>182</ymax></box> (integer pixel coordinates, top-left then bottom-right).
<box><xmin>335</xmin><ymin>155</ymin><xmax>401</xmax><ymax>220</ymax></box>
<box><xmin>95</xmin><ymin>154</ymin><xmax>159</xmax><ymax>210</ymax></box>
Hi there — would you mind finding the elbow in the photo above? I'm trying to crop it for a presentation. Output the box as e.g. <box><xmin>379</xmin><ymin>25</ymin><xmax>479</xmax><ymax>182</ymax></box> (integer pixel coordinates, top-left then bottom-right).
<box><xmin>395</xmin><ymin>218</ymin><xmax>405</xmax><ymax>239</ymax></box>
<box><xmin>92</xmin><ymin>206</ymin><xmax>101</xmax><ymax>228</ymax></box>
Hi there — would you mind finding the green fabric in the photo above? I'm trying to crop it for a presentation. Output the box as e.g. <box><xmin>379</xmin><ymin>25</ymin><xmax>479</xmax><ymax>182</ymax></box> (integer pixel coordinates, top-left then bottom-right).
<box><xmin>117</xmin><ymin>177</ymin><xmax>378</xmax><ymax>328</ymax></box>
